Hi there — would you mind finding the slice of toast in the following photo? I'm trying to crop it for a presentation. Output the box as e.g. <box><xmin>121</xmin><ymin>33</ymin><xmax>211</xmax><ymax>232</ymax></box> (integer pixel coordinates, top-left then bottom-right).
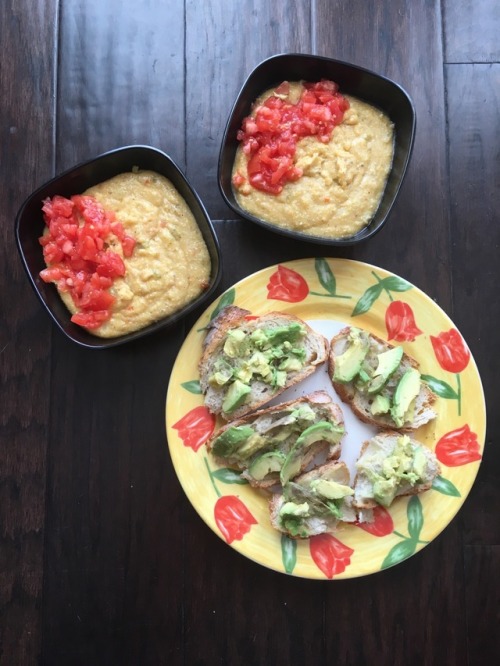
<box><xmin>328</xmin><ymin>326</ymin><xmax>436</xmax><ymax>431</ymax></box>
<box><xmin>269</xmin><ymin>460</ymin><xmax>357</xmax><ymax>538</ymax></box>
<box><xmin>206</xmin><ymin>391</ymin><xmax>345</xmax><ymax>489</ymax></box>
<box><xmin>352</xmin><ymin>431</ymin><xmax>441</xmax><ymax>509</ymax></box>
<box><xmin>199</xmin><ymin>305</ymin><xmax>327</xmax><ymax>421</ymax></box>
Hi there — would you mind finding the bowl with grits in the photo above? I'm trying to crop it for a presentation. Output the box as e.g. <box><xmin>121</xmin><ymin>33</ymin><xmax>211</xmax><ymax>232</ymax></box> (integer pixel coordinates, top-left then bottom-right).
<box><xmin>15</xmin><ymin>145</ymin><xmax>222</xmax><ymax>349</ymax></box>
<box><xmin>218</xmin><ymin>53</ymin><xmax>416</xmax><ymax>245</ymax></box>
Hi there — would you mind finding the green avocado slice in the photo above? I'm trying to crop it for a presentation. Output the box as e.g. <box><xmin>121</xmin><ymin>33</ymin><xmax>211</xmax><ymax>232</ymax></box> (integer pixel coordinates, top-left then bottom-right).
<box><xmin>211</xmin><ymin>425</ymin><xmax>256</xmax><ymax>458</ymax></box>
<box><xmin>279</xmin><ymin>421</ymin><xmax>344</xmax><ymax>485</ymax></box>
<box><xmin>391</xmin><ymin>368</ymin><xmax>421</xmax><ymax>427</ymax></box>
<box><xmin>247</xmin><ymin>451</ymin><xmax>286</xmax><ymax>481</ymax></box>
<box><xmin>333</xmin><ymin>334</ymin><xmax>370</xmax><ymax>383</ymax></box>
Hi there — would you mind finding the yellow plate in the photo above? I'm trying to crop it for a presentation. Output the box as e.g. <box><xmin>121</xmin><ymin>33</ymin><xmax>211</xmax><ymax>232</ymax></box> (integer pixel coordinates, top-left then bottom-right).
<box><xmin>165</xmin><ymin>258</ymin><xmax>486</xmax><ymax>579</ymax></box>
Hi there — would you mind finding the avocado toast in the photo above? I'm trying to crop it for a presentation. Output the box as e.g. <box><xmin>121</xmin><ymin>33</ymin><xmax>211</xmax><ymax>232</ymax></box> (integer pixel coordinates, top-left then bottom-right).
<box><xmin>352</xmin><ymin>432</ymin><xmax>441</xmax><ymax>509</ymax></box>
<box><xmin>328</xmin><ymin>326</ymin><xmax>437</xmax><ymax>431</ymax></box>
<box><xmin>206</xmin><ymin>391</ymin><xmax>345</xmax><ymax>489</ymax></box>
<box><xmin>199</xmin><ymin>305</ymin><xmax>328</xmax><ymax>420</ymax></box>
<box><xmin>269</xmin><ymin>460</ymin><xmax>356</xmax><ymax>538</ymax></box>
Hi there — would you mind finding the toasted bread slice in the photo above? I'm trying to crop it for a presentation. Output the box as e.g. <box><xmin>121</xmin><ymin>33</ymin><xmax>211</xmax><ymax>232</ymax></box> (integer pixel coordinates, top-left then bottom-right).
<box><xmin>206</xmin><ymin>391</ymin><xmax>345</xmax><ymax>489</ymax></box>
<box><xmin>269</xmin><ymin>460</ymin><xmax>357</xmax><ymax>538</ymax></box>
<box><xmin>199</xmin><ymin>305</ymin><xmax>327</xmax><ymax>421</ymax></box>
<box><xmin>352</xmin><ymin>431</ymin><xmax>441</xmax><ymax>509</ymax></box>
<box><xmin>328</xmin><ymin>326</ymin><xmax>436</xmax><ymax>431</ymax></box>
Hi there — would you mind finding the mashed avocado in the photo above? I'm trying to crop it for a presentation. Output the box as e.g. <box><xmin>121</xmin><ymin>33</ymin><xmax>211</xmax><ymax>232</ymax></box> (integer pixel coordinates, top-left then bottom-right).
<box><xmin>209</xmin><ymin>321</ymin><xmax>308</xmax><ymax>414</ymax></box>
<box><xmin>358</xmin><ymin>435</ymin><xmax>428</xmax><ymax>507</ymax></box>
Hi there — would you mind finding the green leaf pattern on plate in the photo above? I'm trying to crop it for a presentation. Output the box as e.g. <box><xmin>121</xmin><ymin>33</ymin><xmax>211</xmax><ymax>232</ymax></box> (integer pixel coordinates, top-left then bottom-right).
<box><xmin>432</xmin><ymin>475</ymin><xmax>461</xmax><ymax>497</ymax></box>
<box><xmin>421</xmin><ymin>375</ymin><xmax>459</xmax><ymax>399</ymax></box>
<box><xmin>381</xmin><ymin>496</ymin><xmax>427</xmax><ymax>569</ymax></box>
<box><xmin>211</xmin><ymin>468</ymin><xmax>249</xmax><ymax>485</ymax></box>
<box><xmin>210</xmin><ymin>288</ymin><xmax>236</xmax><ymax>320</ymax></box>
<box><xmin>281</xmin><ymin>535</ymin><xmax>297</xmax><ymax>574</ymax></box>
<box><xmin>309</xmin><ymin>258</ymin><xmax>351</xmax><ymax>299</ymax></box>
<box><xmin>181</xmin><ymin>380</ymin><xmax>202</xmax><ymax>394</ymax></box>
<box><xmin>352</xmin><ymin>272</ymin><xmax>412</xmax><ymax>316</ymax></box>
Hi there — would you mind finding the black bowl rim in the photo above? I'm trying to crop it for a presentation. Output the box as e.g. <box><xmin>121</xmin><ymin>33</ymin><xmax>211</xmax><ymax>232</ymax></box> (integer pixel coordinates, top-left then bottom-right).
<box><xmin>218</xmin><ymin>52</ymin><xmax>416</xmax><ymax>246</ymax></box>
<box><xmin>15</xmin><ymin>144</ymin><xmax>222</xmax><ymax>349</ymax></box>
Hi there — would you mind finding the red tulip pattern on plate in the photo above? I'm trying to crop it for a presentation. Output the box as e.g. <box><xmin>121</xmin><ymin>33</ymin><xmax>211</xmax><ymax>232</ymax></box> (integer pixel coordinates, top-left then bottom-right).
<box><xmin>435</xmin><ymin>424</ymin><xmax>482</xmax><ymax>467</ymax></box>
<box><xmin>267</xmin><ymin>259</ymin><xmax>351</xmax><ymax>303</ymax></box>
<box><xmin>204</xmin><ymin>457</ymin><xmax>257</xmax><ymax>544</ymax></box>
<box><xmin>309</xmin><ymin>534</ymin><xmax>354</xmax><ymax>578</ymax></box>
<box><xmin>422</xmin><ymin>328</ymin><xmax>471</xmax><ymax>416</ymax></box>
<box><xmin>172</xmin><ymin>406</ymin><xmax>215</xmax><ymax>452</ymax></box>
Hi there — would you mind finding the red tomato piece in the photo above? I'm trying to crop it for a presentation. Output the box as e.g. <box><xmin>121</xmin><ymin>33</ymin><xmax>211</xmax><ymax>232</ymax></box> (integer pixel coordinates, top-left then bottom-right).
<box><xmin>39</xmin><ymin>193</ymin><xmax>136</xmax><ymax>330</ymax></box>
<box><xmin>235</xmin><ymin>79</ymin><xmax>349</xmax><ymax>194</ymax></box>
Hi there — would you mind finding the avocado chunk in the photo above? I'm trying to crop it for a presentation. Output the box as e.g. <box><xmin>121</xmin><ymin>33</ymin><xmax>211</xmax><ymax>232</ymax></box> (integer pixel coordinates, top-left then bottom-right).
<box><xmin>211</xmin><ymin>425</ymin><xmax>256</xmax><ymax>458</ymax></box>
<box><xmin>333</xmin><ymin>332</ymin><xmax>370</xmax><ymax>383</ymax></box>
<box><xmin>264</xmin><ymin>323</ymin><xmax>305</xmax><ymax>346</ymax></box>
<box><xmin>278</xmin><ymin>501</ymin><xmax>310</xmax><ymax>537</ymax></box>
<box><xmin>370</xmin><ymin>394</ymin><xmax>391</xmax><ymax>416</ymax></box>
<box><xmin>367</xmin><ymin>345</ymin><xmax>404</xmax><ymax>394</ymax></box>
<box><xmin>222</xmin><ymin>379</ymin><xmax>251</xmax><ymax>415</ymax></box>
<box><xmin>391</xmin><ymin>368</ymin><xmax>421</xmax><ymax>427</ymax></box>
<box><xmin>280</xmin><ymin>421</ymin><xmax>344</xmax><ymax>485</ymax></box>
<box><xmin>223</xmin><ymin>328</ymin><xmax>249</xmax><ymax>358</ymax></box>
<box><xmin>247</xmin><ymin>451</ymin><xmax>286</xmax><ymax>481</ymax></box>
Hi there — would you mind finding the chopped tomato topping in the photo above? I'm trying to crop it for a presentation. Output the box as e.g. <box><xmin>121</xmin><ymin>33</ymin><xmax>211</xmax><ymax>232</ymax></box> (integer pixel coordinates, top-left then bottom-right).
<box><xmin>235</xmin><ymin>79</ymin><xmax>349</xmax><ymax>195</ymax></box>
<box><xmin>39</xmin><ymin>194</ymin><xmax>136</xmax><ymax>329</ymax></box>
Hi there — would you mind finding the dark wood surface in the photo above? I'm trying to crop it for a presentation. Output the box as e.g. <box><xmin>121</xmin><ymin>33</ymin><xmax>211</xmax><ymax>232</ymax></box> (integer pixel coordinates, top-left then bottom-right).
<box><xmin>1</xmin><ymin>1</ymin><xmax>498</xmax><ymax>664</ymax></box>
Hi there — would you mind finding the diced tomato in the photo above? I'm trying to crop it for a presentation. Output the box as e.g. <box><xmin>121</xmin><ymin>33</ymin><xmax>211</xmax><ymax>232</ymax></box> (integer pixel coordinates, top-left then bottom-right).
<box><xmin>38</xmin><ymin>193</ymin><xmax>136</xmax><ymax>330</ymax></box>
<box><xmin>235</xmin><ymin>79</ymin><xmax>349</xmax><ymax>195</ymax></box>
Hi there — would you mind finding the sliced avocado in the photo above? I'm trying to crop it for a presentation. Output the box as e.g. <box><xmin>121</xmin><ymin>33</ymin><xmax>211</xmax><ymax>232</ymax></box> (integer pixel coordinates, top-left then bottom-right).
<box><xmin>237</xmin><ymin>432</ymin><xmax>267</xmax><ymax>459</ymax></box>
<box><xmin>211</xmin><ymin>425</ymin><xmax>255</xmax><ymax>458</ymax></box>
<box><xmin>333</xmin><ymin>334</ymin><xmax>370</xmax><ymax>383</ymax></box>
<box><xmin>370</xmin><ymin>394</ymin><xmax>391</xmax><ymax>416</ymax></box>
<box><xmin>310</xmin><ymin>479</ymin><xmax>354</xmax><ymax>500</ymax></box>
<box><xmin>280</xmin><ymin>421</ymin><xmax>344</xmax><ymax>485</ymax></box>
<box><xmin>391</xmin><ymin>368</ymin><xmax>421</xmax><ymax>427</ymax></box>
<box><xmin>222</xmin><ymin>379</ymin><xmax>251</xmax><ymax>415</ymax></box>
<box><xmin>247</xmin><ymin>451</ymin><xmax>286</xmax><ymax>481</ymax></box>
<box><xmin>367</xmin><ymin>346</ymin><xmax>404</xmax><ymax>394</ymax></box>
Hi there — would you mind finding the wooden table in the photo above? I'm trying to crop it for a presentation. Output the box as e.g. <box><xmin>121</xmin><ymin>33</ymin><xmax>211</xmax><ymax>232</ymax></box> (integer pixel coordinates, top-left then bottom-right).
<box><xmin>1</xmin><ymin>1</ymin><xmax>498</xmax><ymax>664</ymax></box>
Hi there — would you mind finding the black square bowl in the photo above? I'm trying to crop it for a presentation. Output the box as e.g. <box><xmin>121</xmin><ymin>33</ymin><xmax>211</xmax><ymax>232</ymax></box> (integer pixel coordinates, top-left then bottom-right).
<box><xmin>15</xmin><ymin>145</ymin><xmax>222</xmax><ymax>349</ymax></box>
<box><xmin>218</xmin><ymin>53</ymin><xmax>416</xmax><ymax>245</ymax></box>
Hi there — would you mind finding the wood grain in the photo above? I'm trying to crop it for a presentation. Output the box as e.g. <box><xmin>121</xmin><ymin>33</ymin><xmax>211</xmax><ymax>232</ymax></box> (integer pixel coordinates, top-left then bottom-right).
<box><xmin>444</xmin><ymin>0</ymin><xmax>500</xmax><ymax>63</ymax></box>
<box><xmin>0</xmin><ymin>0</ymin><xmax>498</xmax><ymax>664</ymax></box>
<box><xmin>446</xmin><ymin>63</ymin><xmax>500</xmax><ymax>546</ymax></box>
<box><xmin>0</xmin><ymin>1</ymin><xmax>57</xmax><ymax>664</ymax></box>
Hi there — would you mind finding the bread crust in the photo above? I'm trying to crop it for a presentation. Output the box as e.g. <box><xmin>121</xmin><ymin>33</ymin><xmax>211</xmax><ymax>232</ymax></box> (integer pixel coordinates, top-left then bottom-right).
<box><xmin>328</xmin><ymin>326</ymin><xmax>436</xmax><ymax>431</ymax></box>
<box><xmin>199</xmin><ymin>305</ymin><xmax>328</xmax><ymax>420</ymax></box>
